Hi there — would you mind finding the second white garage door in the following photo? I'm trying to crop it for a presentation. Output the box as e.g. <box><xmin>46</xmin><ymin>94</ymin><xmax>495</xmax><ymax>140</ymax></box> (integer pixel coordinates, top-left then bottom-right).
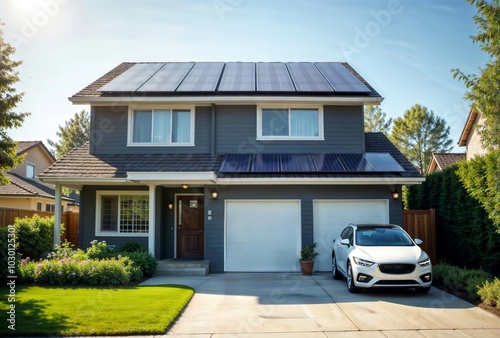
<box><xmin>225</xmin><ymin>200</ymin><xmax>301</xmax><ymax>272</ymax></box>
<box><xmin>313</xmin><ymin>199</ymin><xmax>389</xmax><ymax>271</ymax></box>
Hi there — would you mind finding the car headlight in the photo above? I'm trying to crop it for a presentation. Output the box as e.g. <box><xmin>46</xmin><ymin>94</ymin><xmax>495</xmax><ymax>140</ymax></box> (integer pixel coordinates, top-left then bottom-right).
<box><xmin>418</xmin><ymin>258</ymin><xmax>431</xmax><ymax>267</ymax></box>
<box><xmin>353</xmin><ymin>257</ymin><xmax>375</xmax><ymax>267</ymax></box>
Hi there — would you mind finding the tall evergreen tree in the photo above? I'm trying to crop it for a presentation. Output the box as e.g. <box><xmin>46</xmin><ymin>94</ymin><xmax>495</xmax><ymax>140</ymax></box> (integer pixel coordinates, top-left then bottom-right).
<box><xmin>364</xmin><ymin>105</ymin><xmax>393</xmax><ymax>135</ymax></box>
<box><xmin>0</xmin><ymin>21</ymin><xmax>30</xmax><ymax>185</ymax></box>
<box><xmin>452</xmin><ymin>0</ymin><xmax>500</xmax><ymax>149</ymax></box>
<box><xmin>390</xmin><ymin>104</ymin><xmax>453</xmax><ymax>174</ymax></box>
<box><xmin>47</xmin><ymin>110</ymin><xmax>90</xmax><ymax>159</ymax></box>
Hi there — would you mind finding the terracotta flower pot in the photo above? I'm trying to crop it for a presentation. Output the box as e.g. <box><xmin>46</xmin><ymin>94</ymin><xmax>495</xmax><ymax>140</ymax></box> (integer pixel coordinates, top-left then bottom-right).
<box><xmin>300</xmin><ymin>260</ymin><xmax>315</xmax><ymax>275</ymax></box>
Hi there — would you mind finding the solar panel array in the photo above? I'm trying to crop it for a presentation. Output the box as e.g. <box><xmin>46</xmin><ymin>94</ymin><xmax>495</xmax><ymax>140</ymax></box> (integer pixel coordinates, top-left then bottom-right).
<box><xmin>220</xmin><ymin>153</ymin><xmax>404</xmax><ymax>173</ymax></box>
<box><xmin>98</xmin><ymin>62</ymin><xmax>372</xmax><ymax>94</ymax></box>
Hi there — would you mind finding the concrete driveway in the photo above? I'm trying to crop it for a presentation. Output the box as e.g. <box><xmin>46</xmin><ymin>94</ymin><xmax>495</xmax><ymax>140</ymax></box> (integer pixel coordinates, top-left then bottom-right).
<box><xmin>141</xmin><ymin>273</ymin><xmax>500</xmax><ymax>337</ymax></box>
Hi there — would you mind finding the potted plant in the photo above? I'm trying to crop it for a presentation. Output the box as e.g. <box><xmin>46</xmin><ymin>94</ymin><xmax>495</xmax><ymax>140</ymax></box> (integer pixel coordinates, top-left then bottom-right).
<box><xmin>300</xmin><ymin>242</ymin><xmax>319</xmax><ymax>275</ymax></box>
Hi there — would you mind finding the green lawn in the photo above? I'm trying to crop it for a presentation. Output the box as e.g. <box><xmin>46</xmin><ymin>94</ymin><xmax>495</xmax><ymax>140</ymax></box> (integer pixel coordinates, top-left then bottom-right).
<box><xmin>0</xmin><ymin>284</ymin><xmax>194</xmax><ymax>336</ymax></box>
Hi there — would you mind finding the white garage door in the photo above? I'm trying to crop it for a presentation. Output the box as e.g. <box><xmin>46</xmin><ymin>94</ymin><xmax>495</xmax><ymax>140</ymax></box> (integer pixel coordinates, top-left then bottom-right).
<box><xmin>225</xmin><ymin>200</ymin><xmax>301</xmax><ymax>272</ymax></box>
<box><xmin>313</xmin><ymin>199</ymin><xmax>389</xmax><ymax>272</ymax></box>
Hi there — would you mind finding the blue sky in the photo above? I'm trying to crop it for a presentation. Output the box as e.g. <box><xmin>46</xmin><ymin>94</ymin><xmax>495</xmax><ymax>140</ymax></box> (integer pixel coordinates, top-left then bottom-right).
<box><xmin>1</xmin><ymin>0</ymin><xmax>487</xmax><ymax>152</ymax></box>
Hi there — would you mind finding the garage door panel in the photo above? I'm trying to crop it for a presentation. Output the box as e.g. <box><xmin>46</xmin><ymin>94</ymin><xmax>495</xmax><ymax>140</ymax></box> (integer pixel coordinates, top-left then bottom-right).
<box><xmin>226</xmin><ymin>200</ymin><xmax>301</xmax><ymax>272</ymax></box>
<box><xmin>313</xmin><ymin>200</ymin><xmax>389</xmax><ymax>272</ymax></box>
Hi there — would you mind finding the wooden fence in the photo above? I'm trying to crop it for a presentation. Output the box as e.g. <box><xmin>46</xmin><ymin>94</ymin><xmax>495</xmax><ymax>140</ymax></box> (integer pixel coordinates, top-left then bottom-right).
<box><xmin>0</xmin><ymin>207</ymin><xmax>79</xmax><ymax>248</ymax></box>
<box><xmin>402</xmin><ymin>209</ymin><xmax>436</xmax><ymax>264</ymax></box>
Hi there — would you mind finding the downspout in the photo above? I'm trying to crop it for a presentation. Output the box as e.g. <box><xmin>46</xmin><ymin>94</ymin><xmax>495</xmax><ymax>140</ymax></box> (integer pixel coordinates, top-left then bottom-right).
<box><xmin>211</xmin><ymin>103</ymin><xmax>216</xmax><ymax>156</ymax></box>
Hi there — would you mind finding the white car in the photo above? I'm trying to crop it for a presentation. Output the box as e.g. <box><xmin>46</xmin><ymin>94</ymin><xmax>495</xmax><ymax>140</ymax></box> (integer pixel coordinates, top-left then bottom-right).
<box><xmin>331</xmin><ymin>224</ymin><xmax>432</xmax><ymax>293</ymax></box>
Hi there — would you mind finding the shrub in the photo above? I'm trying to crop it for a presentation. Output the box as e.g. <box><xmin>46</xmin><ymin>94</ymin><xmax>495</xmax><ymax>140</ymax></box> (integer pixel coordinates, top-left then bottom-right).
<box><xmin>478</xmin><ymin>278</ymin><xmax>500</xmax><ymax>308</ymax></box>
<box><xmin>119</xmin><ymin>256</ymin><xmax>143</xmax><ymax>281</ymax></box>
<box><xmin>120</xmin><ymin>241</ymin><xmax>145</xmax><ymax>253</ymax></box>
<box><xmin>433</xmin><ymin>263</ymin><xmax>493</xmax><ymax>299</ymax></box>
<box><xmin>14</xmin><ymin>215</ymin><xmax>64</xmax><ymax>259</ymax></box>
<box><xmin>85</xmin><ymin>240</ymin><xmax>115</xmax><ymax>259</ymax></box>
<box><xmin>19</xmin><ymin>257</ymin><xmax>131</xmax><ymax>285</ymax></box>
<box><xmin>123</xmin><ymin>251</ymin><xmax>158</xmax><ymax>277</ymax></box>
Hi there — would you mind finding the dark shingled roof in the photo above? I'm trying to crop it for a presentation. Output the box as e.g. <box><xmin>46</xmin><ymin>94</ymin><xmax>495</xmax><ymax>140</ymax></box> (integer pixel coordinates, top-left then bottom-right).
<box><xmin>16</xmin><ymin>141</ymin><xmax>56</xmax><ymax>162</ymax></box>
<box><xmin>40</xmin><ymin>133</ymin><xmax>421</xmax><ymax>180</ymax></box>
<box><xmin>0</xmin><ymin>173</ymin><xmax>74</xmax><ymax>201</ymax></box>
<box><xmin>71</xmin><ymin>62</ymin><xmax>381</xmax><ymax>99</ymax></box>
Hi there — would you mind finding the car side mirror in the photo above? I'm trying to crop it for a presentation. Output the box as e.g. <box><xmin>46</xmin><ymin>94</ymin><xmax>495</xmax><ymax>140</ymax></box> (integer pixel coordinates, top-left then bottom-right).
<box><xmin>414</xmin><ymin>238</ymin><xmax>423</xmax><ymax>245</ymax></box>
<box><xmin>340</xmin><ymin>239</ymin><xmax>350</xmax><ymax>246</ymax></box>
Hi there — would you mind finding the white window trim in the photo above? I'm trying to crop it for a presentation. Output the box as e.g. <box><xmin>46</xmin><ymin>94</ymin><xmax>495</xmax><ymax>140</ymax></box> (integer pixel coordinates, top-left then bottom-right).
<box><xmin>257</xmin><ymin>104</ymin><xmax>324</xmax><ymax>141</ymax></box>
<box><xmin>127</xmin><ymin>105</ymin><xmax>195</xmax><ymax>147</ymax></box>
<box><xmin>95</xmin><ymin>190</ymin><xmax>149</xmax><ymax>237</ymax></box>
<box><xmin>26</xmin><ymin>162</ymin><xmax>36</xmax><ymax>179</ymax></box>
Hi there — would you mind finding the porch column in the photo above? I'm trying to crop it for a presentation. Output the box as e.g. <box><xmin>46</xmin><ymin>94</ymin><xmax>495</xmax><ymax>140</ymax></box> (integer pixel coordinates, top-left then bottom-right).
<box><xmin>53</xmin><ymin>184</ymin><xmax>62</xmax><ymax>247</ymax></box>
<box><xmin>148</xmin><ymin>184</ymin><xmax>156</xmax><ymax>256</ymax></box>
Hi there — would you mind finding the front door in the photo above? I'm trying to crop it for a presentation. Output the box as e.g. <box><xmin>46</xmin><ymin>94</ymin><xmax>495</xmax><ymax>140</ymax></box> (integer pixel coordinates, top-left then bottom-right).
<box><xmin>176</xmin><ymin>195</ymin><xmax>204</xmax><ymax>259</ymax></box>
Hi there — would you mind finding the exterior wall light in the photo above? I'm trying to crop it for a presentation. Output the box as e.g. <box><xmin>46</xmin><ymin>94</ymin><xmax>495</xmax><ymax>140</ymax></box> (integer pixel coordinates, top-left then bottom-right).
<box><xmin>168</xmin><ymin>201</ymin><xmax>174</xmax><ymax>210</ymax></box>
<box><xmin>182</xmin><ymin>184</ymin><xmax>189</xmax><ymax>189</ymax></box>
<box><xmin>211</xmin><ymin>189</ymin><xmax>218</xmax><ymax>199</ymax></box>
<box><xmin>392</xmin><ymin>189</ymin><xmax>400</xmax><ymax>200</ymax></box>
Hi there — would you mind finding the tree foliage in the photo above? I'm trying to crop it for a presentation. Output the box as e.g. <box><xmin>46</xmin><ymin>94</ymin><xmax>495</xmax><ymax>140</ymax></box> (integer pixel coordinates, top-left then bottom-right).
<box><xmin>364</xmin><ymin>105</ymin><xmax>392</xmax><ymax>134</ymax></box>
<box><xmin>390</xmin><ymin>104</ymin><xmax>453</xmax><ymax>174</ymax></box>
<box><xmin>456</xmin><ymin>150</ymin><xmax>500</xmax><ymax>230</ymax></box>
<box><xmin>0</xmin><ymin>21</ymin><xmax>30</xmax><ymax>185</ymax></box>
<box><xmin>407</xmin><ymin>165</ymin><xmax>500</xmax><ymax>275</ymax></box>
<box><xmin>452</xmin><ymin>0</ymin><xmax>500</xmax><ymax>149</ymax></box>
<box><xmin>47</xmin><ymin>110</ymin><xmax>90</xmax><ymax>159</ymax></box>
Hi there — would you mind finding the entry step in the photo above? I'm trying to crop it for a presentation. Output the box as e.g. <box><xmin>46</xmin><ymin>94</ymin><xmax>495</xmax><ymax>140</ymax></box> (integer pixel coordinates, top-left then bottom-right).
<box><xmin>156</xmin><ymin>259</ymin><xmax>209</xmax><ymax>276</ymax></box>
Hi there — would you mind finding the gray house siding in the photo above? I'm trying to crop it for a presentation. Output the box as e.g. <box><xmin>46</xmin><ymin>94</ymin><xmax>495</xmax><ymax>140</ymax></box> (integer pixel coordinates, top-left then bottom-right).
<box><xmin>79</xmin><ymin>183</ymin><xmax>402</xmax><ymax>273</ymax></box>
<box><xmin>90</xmin><ymin>104</ymin><xmax>365</xmax><ymax>155</ymax></box>
<box><xmin>90</xmin><ymin>106</ymin><xmax>212</xmax><ymax>155</ymax></box>
<box><xmin>203</xmin><ymin>184</ymin><xmax>402</xmax><ymax>273</ymax></box>
<box><xmin>214</xmin><ymin>105</ymin><xmax>364</xmax><ymax>154</ymax></box>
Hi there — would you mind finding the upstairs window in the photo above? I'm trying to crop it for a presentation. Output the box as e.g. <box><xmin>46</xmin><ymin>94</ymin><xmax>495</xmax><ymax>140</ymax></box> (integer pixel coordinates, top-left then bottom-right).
<box><xmin>26</xmin><ymin>163</ymin><xmax>35</xmax><ymax>179</ymax></box>
<box><xmin>129</xmin><ymin>108</ymin><xmax>194</xmax><ymax>146</ymax></box>
<box><xmin>257</xmin><ymin>106</ymin><xmax>323</xmax><ymax>140</ymax></box>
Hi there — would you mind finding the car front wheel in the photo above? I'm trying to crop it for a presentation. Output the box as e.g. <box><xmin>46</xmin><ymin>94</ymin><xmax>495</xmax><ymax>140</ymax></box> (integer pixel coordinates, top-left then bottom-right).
<box><xmin>347</xmin><ymin>262</ymin><xmax>361</xmax><ymax>293</ymax></box>
<box><xmin>332</xmin><ymin>255</ymin><xmax>342</xmax><ymax>280</ymax></box>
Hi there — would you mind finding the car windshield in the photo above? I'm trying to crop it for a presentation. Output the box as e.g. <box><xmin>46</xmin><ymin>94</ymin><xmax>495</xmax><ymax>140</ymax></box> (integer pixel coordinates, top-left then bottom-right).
<box><xmin>355</xmin><ymin>227</ymin><xmax>414</xmax><ymax>246</ymax></box>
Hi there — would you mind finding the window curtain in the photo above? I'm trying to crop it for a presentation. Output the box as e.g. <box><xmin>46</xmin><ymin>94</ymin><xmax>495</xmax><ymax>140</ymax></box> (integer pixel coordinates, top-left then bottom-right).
<box><xmin>133</xmin><ymin>111</ymin><xmax>152</xmax><ymax>142</ymax></box>
<box><xmin>290</xmin><ymin>109</ymin><xmax>319</xmax><ymax>137</ymax></box>
<box><xmin>153</xmin><ymin>110</ymin><xmax>171</xmax><ymax>143</ymax></box>
<box><xmin>262</xmin><ymin>109</ymin><xmax>288</xmax><ymax>136</ymax></box>
<box><xmin>172</xmin><ymin>110</ymin><xmax>191</xmax><ymax>143</ymax></box>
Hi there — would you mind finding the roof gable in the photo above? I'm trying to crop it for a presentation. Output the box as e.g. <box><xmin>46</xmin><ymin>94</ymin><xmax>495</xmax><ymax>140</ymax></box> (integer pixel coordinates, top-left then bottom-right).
<box><xmin>16</xmin><ymin>141</ymin><xmax>56</xmax><ymax>163</ymax></box>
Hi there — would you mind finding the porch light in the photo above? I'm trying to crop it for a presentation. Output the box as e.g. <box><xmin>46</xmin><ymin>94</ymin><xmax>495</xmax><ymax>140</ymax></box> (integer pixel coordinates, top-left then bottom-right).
<box><xmin>168</xmin><ymin>201</ymin><xmax>173</xmax><ymax>210</ymax></box>
<box><xmin>182</xmin><ymin>184</ymin><xmax>189</xmax><ymax>189</ymax></box>
<box><xmin>211</xmin><ymin>189</ymin><xmax>218</xmax><ymax>199</ymax></box>
<box><xmin>392</xmin><ymin>188</ymin><xmax>400</xmax><ymax>200</ymax></box>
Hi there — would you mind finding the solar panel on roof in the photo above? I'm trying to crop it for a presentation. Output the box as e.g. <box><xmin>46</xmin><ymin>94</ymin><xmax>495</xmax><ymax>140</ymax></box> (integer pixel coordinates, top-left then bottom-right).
<box><xmin>311</xmin><ymin>154</ymin><xmax>346</xmax><ymax>172</ymax></box>
<box><xmin>286</xmin><ymin>63</ymin><xmax>333</xmax><ymax>92</ymax></box>
<box><xmin>220</xmin><ymin>154</ymin><xmax>252</xmax><ymax>172</ymax></box>
<box><xmin>136</xmin><ymin>62</ymin><xmax>194</xmax><ymax>92</ymax></box>
<box><xmin>256</xmin><ymin>63</ymin><xmax>295</xmax><ymax>91</ymax></box>
<box><xmin>218</xmin><ymin>62</ymin><xmax>255</xmax><ymax>91</ymax></box>
<box><xmin>338</xmin><ymin>154</ymin><xmax>375</xmax><ymax>171</ymax></box>
<box><xmin>252</xmin><ymin>154</ymin><xmax>280</xmax><ymax>172</ymax></box>
<box><xmin>98</xmin><ymin>63</ymin><xmax>164</xmax><ymax>92</ymax></box>
<box><xmin>177</xmin><ymin>62</ymin><xmax>225</xmax><ymax>92</ymax></box>
<box><xmin>364</xmin><ymin>153</ymin><xmax>404</xmax><ymax>172</ymax></box>
<box><xmin>280</xmin><ymin>154</ymin><xmax>315</xmax><ymax>172</ymax></box>
<box><xmin>315</xmin><ymin>62</ymin><xmax>370</xmax><ymax>93</ymax></box>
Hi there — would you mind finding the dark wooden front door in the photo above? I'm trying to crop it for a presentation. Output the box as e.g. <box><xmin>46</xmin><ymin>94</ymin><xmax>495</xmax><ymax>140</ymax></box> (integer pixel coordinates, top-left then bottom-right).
<box><xmin>176</xmin><ymin>195</ymin><xmax>204</xmax><ymax>259</ymax></box>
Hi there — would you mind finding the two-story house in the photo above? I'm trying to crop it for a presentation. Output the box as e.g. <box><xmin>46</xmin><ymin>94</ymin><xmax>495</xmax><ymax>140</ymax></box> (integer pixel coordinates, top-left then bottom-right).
<box><xmin>40</xmin><ymin>62</ymin><xmax>423</xmax><ymax>273</ymax></box>
<box><xmin>0</xmin><ymin>141</ymin><xmax>75</xmax><ymax>212</ymax></box>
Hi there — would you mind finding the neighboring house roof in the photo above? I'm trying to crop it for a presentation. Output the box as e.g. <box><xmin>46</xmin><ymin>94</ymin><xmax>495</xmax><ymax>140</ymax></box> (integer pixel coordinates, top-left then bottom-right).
<box><xmin>0</xmin><ymin>172</ymin><xmax>74</xmax><ymax>201</ymax></box>
<box><xmin>458</xmin><ymin>108</ymin><xmax>478</xmax><ymax>147</ymax></box>
<box><xmin>40</xmin><ymin>133</ymin><xmax>421</xmax><ymax>184</ymax></box>
<box><xmin>16</xmin><ymin>141</ymin><xmax>56</xmax><ymax>162</ymax></box>
<box><xmin>428</xmin><ymin>153</ymin><xmax>466</xmax><ymax>173</ymax></box>
<box><xmin>69</xmin><ymin>62</ymin><xmax>382</xmax><ymax>104</ymax></box>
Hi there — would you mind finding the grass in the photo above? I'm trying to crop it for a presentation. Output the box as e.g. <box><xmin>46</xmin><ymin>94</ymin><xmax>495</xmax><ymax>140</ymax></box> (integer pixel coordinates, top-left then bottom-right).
<box><xmin>0</xmin><ymin>284</ymin><xmax>194</xmax><ymax>336</ymax></box>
